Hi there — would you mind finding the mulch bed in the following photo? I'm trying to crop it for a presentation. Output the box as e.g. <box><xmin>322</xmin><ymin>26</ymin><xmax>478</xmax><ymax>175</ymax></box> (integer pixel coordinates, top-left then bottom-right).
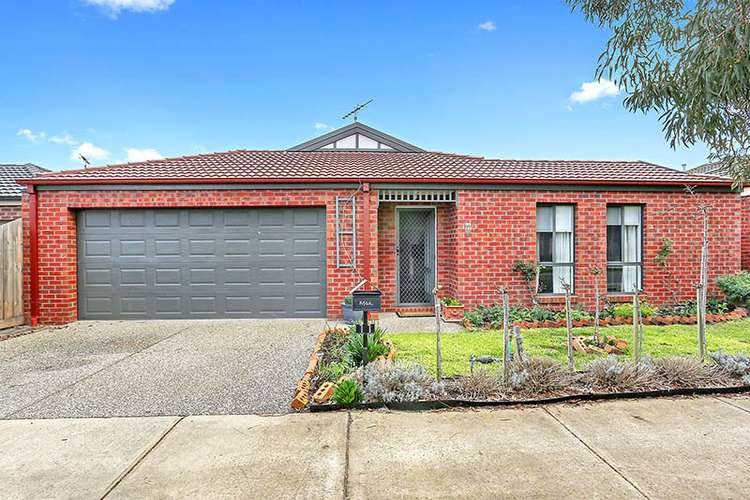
<box><xmin>311</xmin><ymin>383</ymin><xmax>750</xmax><ymax>412</ymax></box>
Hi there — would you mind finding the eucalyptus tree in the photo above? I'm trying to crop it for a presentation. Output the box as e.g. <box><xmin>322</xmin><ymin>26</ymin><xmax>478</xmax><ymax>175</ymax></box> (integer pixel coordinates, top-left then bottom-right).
<box><xmin>568</xmin><ymin>0</ymin><xmax>750</xmax><ymax>184</ymax></box>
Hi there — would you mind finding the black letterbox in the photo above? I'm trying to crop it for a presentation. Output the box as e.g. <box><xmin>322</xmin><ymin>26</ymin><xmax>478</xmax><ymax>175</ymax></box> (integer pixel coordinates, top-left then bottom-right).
<box><xmin>352</xmin><ymin>290</ymin><xmax>382</xmax><ymax>312</ymax></box>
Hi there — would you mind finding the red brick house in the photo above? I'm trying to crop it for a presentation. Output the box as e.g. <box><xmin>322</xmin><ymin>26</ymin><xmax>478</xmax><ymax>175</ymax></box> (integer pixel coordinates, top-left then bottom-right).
<box><xmin>691</xmin><ymin>161</ymin><xmax>750</xmax><ymax>272</ymax></box>
<box><xmin>20</xmin><ymin>123</ymin><xmax>741</xmax><ymax>325</ymax></box>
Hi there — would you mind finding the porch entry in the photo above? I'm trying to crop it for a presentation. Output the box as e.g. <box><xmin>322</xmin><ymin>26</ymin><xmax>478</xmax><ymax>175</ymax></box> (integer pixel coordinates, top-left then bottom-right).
<box><xmin>396</xmin><ymin>207</ymin><xmax>436</xmax><ymax>306</ymax></box>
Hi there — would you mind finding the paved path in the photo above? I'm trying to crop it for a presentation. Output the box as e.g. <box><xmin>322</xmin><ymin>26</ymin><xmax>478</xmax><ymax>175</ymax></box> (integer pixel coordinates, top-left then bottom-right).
<box><xmin>0</xmin><ymin>319</ymin><xmax>323</xmax><ymax>418</ymax></box>
<box><xmin>1</xmin><ymin>396</ymin><xmax>749</xmax><ymax>499</ymax></box>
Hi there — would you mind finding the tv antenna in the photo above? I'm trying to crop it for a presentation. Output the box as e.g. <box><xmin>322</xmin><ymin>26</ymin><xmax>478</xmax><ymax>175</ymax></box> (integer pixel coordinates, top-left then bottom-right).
<box><xmin>79</xmin><ymin>154</ymin><xmax>90</xmax><ymax>168</ymax></box>
<box><xmin>342</xmin><ymin>99</ymin><xmax>373</xmax><ymax>122</ymax></box>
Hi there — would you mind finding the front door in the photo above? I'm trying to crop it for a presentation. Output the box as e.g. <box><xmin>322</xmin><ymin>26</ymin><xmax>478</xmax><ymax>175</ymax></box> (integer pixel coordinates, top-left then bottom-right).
<box><xmin>396</xmin><ymin>208</ymin><xmax>436</xmax><ymax>306</ymax></box>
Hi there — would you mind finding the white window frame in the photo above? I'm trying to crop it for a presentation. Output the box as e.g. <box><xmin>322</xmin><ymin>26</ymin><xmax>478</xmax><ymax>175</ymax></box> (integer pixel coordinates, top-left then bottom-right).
<box><xmin>536</xmin><ymin>204</ymin><xmax>576</xmax><ymax>294</ymax></box>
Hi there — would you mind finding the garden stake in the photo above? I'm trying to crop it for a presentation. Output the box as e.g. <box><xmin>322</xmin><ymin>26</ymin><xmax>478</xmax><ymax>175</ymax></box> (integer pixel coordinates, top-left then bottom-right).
<box><xmin>513</xmin><ymin>326</ymin><xmax>525</xmax><ymax>363</ymax></box>
<box><xmin>696</xmin><ymin>284</ymin><xmax>707</xmax><ymax>362</ymax></box>
<box><xmin>592</xmin><ymin>266</ymin><xmax>602</xmax><ymax>343</ymax></box>
<box><xmin>561</xmin><ymin>279</ymin><xmax>574</xmax><ymax>373</ymax></box>
<box><xmin>632</xmin><ymin>286</ymin><xmax>643</xmax><ymax>366</ymax></box>
<box><xmin>433</xmin><ymin>286</ymin><xmax>443</xmax><ymax>382</ymax></box>
<box><xmin>499</xmin><ymin>287</ymin><xmax>511</xmax><ymax>382</ymax></box>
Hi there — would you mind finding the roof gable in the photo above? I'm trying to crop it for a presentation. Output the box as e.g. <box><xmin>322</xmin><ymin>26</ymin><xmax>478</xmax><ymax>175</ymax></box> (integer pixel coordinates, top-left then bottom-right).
<box><xmin>288</xmin><ymin>122</ymin><xmax>423</xmax><ymax>152</ymax></box>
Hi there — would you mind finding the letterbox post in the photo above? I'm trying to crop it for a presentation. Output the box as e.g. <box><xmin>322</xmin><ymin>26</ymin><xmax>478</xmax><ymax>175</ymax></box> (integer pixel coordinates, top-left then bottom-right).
<box><xmin>351</xmin><ymin>289</ymin><xmax>382</xmax><ymax>378</ymax></box>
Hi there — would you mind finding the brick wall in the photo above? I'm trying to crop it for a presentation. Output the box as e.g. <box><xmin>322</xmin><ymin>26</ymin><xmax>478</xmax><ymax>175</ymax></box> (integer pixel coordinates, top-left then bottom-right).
<box><xmin>743</xmin><ymin>195</ymin><xmax>750</xmax><ymax>271</ymax></box>
<box><xmin>452</xmin><ymin>189</ymin><xmax>741</xmax><ymax>310</ymax></box>
<box><xmin>24</xmin><ymin>186</ymin><xmax>741</xmax><ymax>325</ymax></box>
<box><xmin>0</xmin><ymin>203</ymin><xmax>21</xmax><ymax>223</ymax></box>
<box><xmin>22</xmin><ymin>188</ymin><xmax>378</xmax><ymax>325</ymax></box>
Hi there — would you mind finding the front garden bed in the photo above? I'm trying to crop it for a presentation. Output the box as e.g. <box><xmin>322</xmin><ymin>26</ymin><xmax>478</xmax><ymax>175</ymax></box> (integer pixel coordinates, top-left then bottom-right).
<box><xmin>296</xmin><ymin>319</ymin><xmax>750</xmax><ymax>411</ymax></box>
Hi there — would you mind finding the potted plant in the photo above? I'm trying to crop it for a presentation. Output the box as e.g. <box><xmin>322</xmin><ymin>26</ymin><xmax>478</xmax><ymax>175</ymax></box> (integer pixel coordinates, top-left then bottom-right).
<box><xmin>441</xmin><ymin>296</ymin><xmax>464</xmax><ymax>321</ymax></box>
<box><xmin>341</xmin><ymin>295</ymin><xmax>362</xmax><ymax>324</ymax></box>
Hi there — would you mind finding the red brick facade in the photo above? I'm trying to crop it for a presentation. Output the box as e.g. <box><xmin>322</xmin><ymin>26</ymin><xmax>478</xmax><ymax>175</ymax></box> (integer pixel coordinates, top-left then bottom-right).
<box><xmin>743</xmin><ymin>195</ymin><xmax>750</xmax><ymax>271</ymax></box>
<box><xmin>23</xmin><ymin>186</ymin><xmax>741</xmax><ymax>324</ymax></box>
<box><xmin>22</xmin><ymin>188</ymin><xmax>378</xmax><ymax>325</ymax></box>
<box><xmin>0</xmin><ymin>203</ymin><xmax>21</xmax><ymax>223</ymax></box>
<box><xmin>375</xmin><ymin>189</ymin><xmax>742</xmax><ymax>312</ymax></box>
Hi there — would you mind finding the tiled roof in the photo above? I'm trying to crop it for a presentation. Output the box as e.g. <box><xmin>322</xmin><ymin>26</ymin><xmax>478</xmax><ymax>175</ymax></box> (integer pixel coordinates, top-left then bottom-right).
<box><xmin>23</xmin><ymin>151</ymin><xmax>731</xmax><ymax>187</ymax></box>
<box><xmin>0</xmin><ymin>163</ymin><xmax>49</xmax><ymax>197</ymax></box>
<box><xmin>689</xmin><ymin>161</ymin><xmax>730</xmax><ymax>177</ymax></box>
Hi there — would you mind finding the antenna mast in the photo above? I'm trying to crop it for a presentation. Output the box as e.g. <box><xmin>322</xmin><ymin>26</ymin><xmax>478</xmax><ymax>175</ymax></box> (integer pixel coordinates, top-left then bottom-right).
<box><xmin>342</xmin><ymin>99</ymin><xmax>373</xmax><ymax>122</ymax></box>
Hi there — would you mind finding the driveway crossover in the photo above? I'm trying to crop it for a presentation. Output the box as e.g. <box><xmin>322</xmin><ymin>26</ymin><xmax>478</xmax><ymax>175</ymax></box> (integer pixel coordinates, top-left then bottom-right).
<box><xmin>0</xmin><ymin>319</ymin><xmax>323</xmax><ymax>418</ymax></box>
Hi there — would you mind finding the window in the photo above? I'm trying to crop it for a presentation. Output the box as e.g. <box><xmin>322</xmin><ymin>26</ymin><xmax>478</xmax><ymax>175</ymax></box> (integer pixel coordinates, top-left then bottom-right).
<box><xmin>536</xmin><ymin>205</ymin><xmax>575</xmax><ymax>293</ymax></box>
<box><xmin>607</xmin><ymin>205</ymin><xmax>643</xmax><ymax>293</ymax></box>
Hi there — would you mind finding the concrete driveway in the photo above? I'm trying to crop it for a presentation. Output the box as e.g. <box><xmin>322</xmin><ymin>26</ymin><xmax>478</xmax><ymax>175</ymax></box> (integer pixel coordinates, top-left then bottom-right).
<box><xmin>0</xmin><ymin>319</ymin><xmax>324</xmax><ymax>419</ymax></box>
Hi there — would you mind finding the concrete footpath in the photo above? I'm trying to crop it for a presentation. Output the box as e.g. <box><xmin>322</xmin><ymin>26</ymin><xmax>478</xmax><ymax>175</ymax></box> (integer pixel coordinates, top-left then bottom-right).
<box><xmin>1</xmin><ymin>396</ymin><xmax>749</xmax><ymax>499</ymax></box>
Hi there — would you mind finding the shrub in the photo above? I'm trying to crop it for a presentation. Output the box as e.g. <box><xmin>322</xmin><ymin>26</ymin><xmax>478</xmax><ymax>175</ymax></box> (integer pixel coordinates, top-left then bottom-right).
<box><xmin>464</xmin><ymin>307</ymin><xmax>486</xmax><ymax>328</ymax></box>
<box><xmin>529</xmin><ymin>306</ymin><xmax>557</xmax><ymax>322</ymax></box>
<box><xmin>463</xmin><ymin>305</ymin><xmax>504</xmax><ymax>329</ymax></box>
<box><xmin>611</xmin><ymin>301</ymin><xmax>655</xmax><ymax>319</ymax></box>
<box><xmin>556</xmin><ymin>306</ymin><xmax>593</xmax><ymax>322</ymax></box>
<box><xmin>345</xmin><ymin>324</ymin><xmax>389</xmax><ymax>365</ymax></box>
<box><xmin>710</xmin><ymin>351</ymin><xmax>750</xmax><ymax>378</ymax></box>
<box><xmin>657</xmin><ymin>299</ymin><xmax>731</xmax><ymax>317</ymax></box>
<box><xmin>466</xmin><ymin>304</ymin><xmax>557</xmax><ymax>328</ymax></box>
<box><xmin>584</xmin><ymin>356</ymin><xmax>654</xmax><ymax>391</ymax></box>
<box><xmin>318</xmin><ymin>361</ymin><xmax>349</xmax><ymax>383</ymax></box>
<box><xmin>508</xmin><ymin>357</ymin><xmax>569</xmax><ymax>394</ymax></box>
<box><xmin>363</xmin><ymin>362</ymin><xmax>444</xmax><ymax>403</ymax></box>
<box><xmin>717</xmin><ymin>272</ymin><xmax>750</xmax><ymax>306</ymax></box>
<box><xmin>650</xmin><ymin>357</ymin><xmax>717</xmax><ymax>387</ymax></box>
<box><xmin>455</xmin><ymin>370</ymin><xmax>502</xmax><ymax>399</ymax></box>
<box><xmin>343</xmin><ymin>295</ymin><xmax>353</xmax><ymax>306</ymax></box>
<box><xmin>332</xmin><ymin>379</ymin><xmax>364</xmax><ymax>406</ymax></box>
<box><xmin>441</xmin><ymin>296</ymin><xmax>462</xmax><ymax>307</ymax></box>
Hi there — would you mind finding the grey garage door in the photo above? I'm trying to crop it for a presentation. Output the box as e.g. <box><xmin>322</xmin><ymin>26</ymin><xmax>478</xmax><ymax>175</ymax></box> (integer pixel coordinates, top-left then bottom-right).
<box><xmin>77</xmin><ymin>208</ymin><xmax>327</xmax><ymax>320</ymax></box>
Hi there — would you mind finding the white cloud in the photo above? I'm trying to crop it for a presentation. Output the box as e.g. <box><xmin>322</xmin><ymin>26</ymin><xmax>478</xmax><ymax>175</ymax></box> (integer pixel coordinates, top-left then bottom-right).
<box><xmin>569</xmin><ymin>78</ymin><xmax>620</xmax><ymax>103</ymax></box>
<box><xmin>126</xmin><ymin>147</ymin><xmax>163</xmax><ymax>162</ymax></box>
<box><xmin>71</xmin><ymin>142</ymin><xmax>110</xmax><ymax>162</ymax></box>
<box><xmin>478</xmin><ymin>21</ymin><xmax>496</xmax><ymax>32</ymax></box>
<box><xmin>314</xmin><ymin>122</ymin><xmax>329</xmax><ymax>130</ymax></box>
<box><xmin>17</xmin><ymin>128</ymin><xmax>46</xmax><ymax>142</ymax></box>
<box><xmin>82</xmin><ymin>0</ymin><xmax>175</xmax><ymax>16</ymax></box>
<box><xmin>49</xmin><ymin>133</ymin><xmax>78</xmax><ymax>145</ymax></box>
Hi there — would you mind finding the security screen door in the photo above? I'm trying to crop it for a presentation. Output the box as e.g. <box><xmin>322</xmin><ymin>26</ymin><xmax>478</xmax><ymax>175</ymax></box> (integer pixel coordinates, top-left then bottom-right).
<box><xmin>396</xmin><ymin>208</ymin><xmax>436</xmax><ymax>306</ymax></box>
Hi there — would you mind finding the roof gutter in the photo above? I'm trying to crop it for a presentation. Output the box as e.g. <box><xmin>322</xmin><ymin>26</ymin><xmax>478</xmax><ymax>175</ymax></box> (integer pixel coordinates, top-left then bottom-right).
<box><xmin>17</xmin><ymin>176</ymin><xmax>735</xmax><ymax>189</ymax></box>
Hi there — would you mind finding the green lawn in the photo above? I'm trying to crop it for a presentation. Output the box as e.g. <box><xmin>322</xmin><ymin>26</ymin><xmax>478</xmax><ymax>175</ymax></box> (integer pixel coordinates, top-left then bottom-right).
<box><xmin>387</xmin><ymin>319</ymin><xmax>750</xmax><ymax>377</ymax></box>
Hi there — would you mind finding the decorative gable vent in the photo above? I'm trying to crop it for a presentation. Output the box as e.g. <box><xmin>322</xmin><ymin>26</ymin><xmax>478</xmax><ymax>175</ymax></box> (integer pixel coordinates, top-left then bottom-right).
<box><xmin>320</xmin><ymin>133</ymin><xmax>394</xmax><ymax>151</ymax></box>
<box><xmin>378</xmin><ymin>190</ymin><xmax>456</xmax><ymax>203</ymax></box>
<box><xmin>289</xmin><ymin>122</ymin><xmax>423</xmax><ymax>152</ymax></box>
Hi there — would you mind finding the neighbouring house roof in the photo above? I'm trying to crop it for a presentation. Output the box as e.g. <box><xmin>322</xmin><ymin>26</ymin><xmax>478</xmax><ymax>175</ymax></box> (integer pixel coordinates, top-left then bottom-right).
<box><xmin>689</xmin><ymin>161</ymin><xmax>731</xmax><ymax>177</ymax></box>
<box><xmin>0</xmin><ymin>163</ymin><xmax>49</xmax><ymax>198</ymax></box>
<box><xmin>20</xmin><ymin>124</ymin><xmax>733</xmax><ymax>188</ymax></box>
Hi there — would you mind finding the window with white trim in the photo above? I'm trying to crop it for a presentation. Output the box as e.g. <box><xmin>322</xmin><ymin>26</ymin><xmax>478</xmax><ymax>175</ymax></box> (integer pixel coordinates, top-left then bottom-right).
<box><xmin>607</xmin><ymin>205</ymin><xmax>643</xmax><ymax>293</ymax></box>
<box><xmin>536</xmin><ymin>205</ymin><xmax>575</xmax><ymax>294</ymax></box>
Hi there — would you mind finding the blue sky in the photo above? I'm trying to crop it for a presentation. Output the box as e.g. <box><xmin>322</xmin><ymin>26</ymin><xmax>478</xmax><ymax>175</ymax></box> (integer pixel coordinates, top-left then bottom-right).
<box><xmin>1</xmin><ymin>0</ymin><xmax>709</xmax><ymax>171</ymax></box>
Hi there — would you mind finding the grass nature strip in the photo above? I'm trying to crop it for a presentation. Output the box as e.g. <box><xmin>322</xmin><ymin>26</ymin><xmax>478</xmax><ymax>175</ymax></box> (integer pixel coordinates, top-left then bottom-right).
<box><xmin>387</xmin><ymin>319</ymin><xmax>750</xmax><ymax>377</ymax></box>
